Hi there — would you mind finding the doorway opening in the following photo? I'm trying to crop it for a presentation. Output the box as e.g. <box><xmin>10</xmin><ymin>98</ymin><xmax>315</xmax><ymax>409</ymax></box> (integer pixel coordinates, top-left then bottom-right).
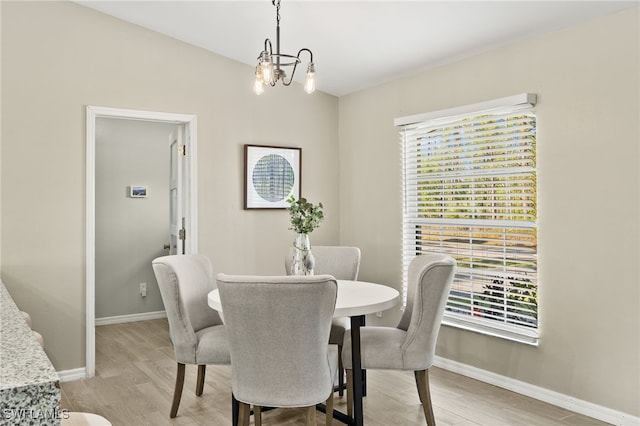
<box><xmin>85</xmin><ymin>106</ymin><xmax>198</xmax><ymax>377</ymax></box>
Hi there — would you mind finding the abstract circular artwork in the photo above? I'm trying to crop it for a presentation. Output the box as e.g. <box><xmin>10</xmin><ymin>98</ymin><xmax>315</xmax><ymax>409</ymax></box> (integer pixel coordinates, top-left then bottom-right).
<box><xmin>252</xmin><ymin>154</ymin><xmax>295</xmax><ymax>202</ymax></box>
<box><xmin>245</xmin><ymin>145</ymin><xmax>300</xmax><ymax>209</ymax></box>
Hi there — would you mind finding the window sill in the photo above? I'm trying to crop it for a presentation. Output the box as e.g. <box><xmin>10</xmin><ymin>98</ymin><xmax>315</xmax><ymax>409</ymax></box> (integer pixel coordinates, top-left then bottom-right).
<box><xmin>443</xmin><ymin>313</ymin><xmax>539</xmax><ymax>346</ymax></box>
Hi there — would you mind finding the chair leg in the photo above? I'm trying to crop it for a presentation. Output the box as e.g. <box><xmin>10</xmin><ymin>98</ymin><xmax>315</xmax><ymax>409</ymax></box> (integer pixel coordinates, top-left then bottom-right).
<box><xmin>325</xmin><ymin>392</ymin><xmax>333</xmax><ymax>426</ymax></box>
<box><xmin>238</xmin><ymin>402</ymin><xmax>251</xmax><ymax>426</ymax></box>
<box><xmin>170</xmin><ymin>363</ymin><xmax>186</xmax><ymax>418</ymax></box>
<box><xmin>196</xmin><ymin>365</ymin><xmax>206</xmax><ymax>396</ymax></box>
<box><xmin>337</xmin><ymin>345</ymin><xmax>344</xmax><ymax>396</ymax></box>
<box><xmin>305</xmin><ymin>405</ymin><xmax>317</xmax><ymax>426</ymax></box>
<box><xmin>415</xmin><ymin>369</ymin><xmax>436</xmax><ymax>426</ymax></box>
<box><xmin>232</xmin><ymin>394</ymin><xmax>239</xmax><ymax>426</ymax></box>
<box><xmin>414</xmin><ymin>370</ymin><xmax>425</xmax><ymax>404</ymax></box>
<box><xmin>346</xmin><ymin>369</ymin><xmax>353</xmax><ymax>417</ymax></box>
<box><xmin>255</xmin><ymin>406</ymin><xmax>262</xmax><ymax>426</ymax></box>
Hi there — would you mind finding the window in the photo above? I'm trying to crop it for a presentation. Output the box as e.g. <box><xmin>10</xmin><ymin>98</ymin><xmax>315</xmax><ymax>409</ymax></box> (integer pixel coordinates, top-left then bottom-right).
<box><xmin>396</xmin><ymin>94</ymin><xmax>539</xmax><ymax>345</ymax></box>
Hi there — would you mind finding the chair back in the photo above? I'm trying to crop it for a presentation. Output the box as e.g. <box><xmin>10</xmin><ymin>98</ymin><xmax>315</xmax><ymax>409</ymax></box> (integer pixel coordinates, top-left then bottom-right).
<box><xmin>152</xmin><ymin>254</ymin><xmax>223</xmax><ymax>362</ymax></box>
<box><xmin>216</xmin><ymin>274</ymin><xmax>338</xmax><ymax>407</ymax></box>
<box><xmin>397</xmin><ymin>254</ymin><xmax>456</xmax><ymax>369</ymax></box>
<box><xmin>285</xmin><ymin>245</ymin><xmax>361</xmax><ymax>280</ymax></box>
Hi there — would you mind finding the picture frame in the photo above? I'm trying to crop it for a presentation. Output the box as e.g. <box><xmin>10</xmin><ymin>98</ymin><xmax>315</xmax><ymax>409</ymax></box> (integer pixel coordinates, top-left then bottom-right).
<box><xmin>244</xmin><ymin>144</ymin><xmax>301</xmax><ymax>209</ymax></box>
<box><xmin>130</xmin><ymin>185</ymin><xmax>148</xmax><ymax>198</ymax></box>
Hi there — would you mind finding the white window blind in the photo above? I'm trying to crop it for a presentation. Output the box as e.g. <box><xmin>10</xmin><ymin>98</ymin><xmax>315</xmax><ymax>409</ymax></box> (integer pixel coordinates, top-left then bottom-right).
<box><xmin>397</xmin><ymin>94</ymin><xmax>538</xmax><ymax>345</ymax></box>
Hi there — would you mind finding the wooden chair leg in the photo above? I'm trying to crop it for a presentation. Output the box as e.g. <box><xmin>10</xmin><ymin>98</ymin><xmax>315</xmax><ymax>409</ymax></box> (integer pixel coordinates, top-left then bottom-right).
<box><xmin>414</xmin><ymin>370</ymin><xmax>425</xmax><ymax>404</ymax></box>
<box><xmin>337</xmin><ymin>345</ymin><xmax>345</xmax><ymax>396</ymax></box>
<box><xmin>254</xmin><ymin>406</ymin><xmax>262</xmax><ymax>426</ymax></box>
<box><xmin>238</xmin><ymin>402</ymin><xmax>251</xmax><ymax>426</ymax></box>
<box><xmin>196</xmin><ymin>365</ymin><xmax>206</xmax><ymax>396</ymax></box>
<box><xmin>346</xmin><ymin>369</ymin><xmax>353</xmax><ymax>417</ymax></box>
<box><xmin>325</xmin><ymin>392</ymin><xmax>333</xmax><ymax>426</ymax></box>
<box><xmin>305</xmin><ymin>406</ymin><xmax>317</xmax><ymax>426</ymax></box>
<box><xmin>415</xmin><ymin>369</ymin><xmax>436</xmax><ymax>426</ymax></box>
<box><xmin>170</xmin><ymin>363</ymin><xmax>186</xmax><ymax>418</ymax></box>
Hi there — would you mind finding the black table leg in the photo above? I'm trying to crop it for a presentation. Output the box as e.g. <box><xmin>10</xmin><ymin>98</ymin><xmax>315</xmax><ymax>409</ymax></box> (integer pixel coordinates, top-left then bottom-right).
<box><xmin>362</xmin><ymin>369</ymin><xmax>367</xmax><ymax>397</ymax></box>
<box><xmin>350</xmin><ymin>315</ymin><xmax>365</xmax><ymax>426</ymax></box>
<box><xmin>361</xmin><ymin>316</ymin><xmax>367</xmax><ymax>397</ymax></box>
<box><xmin>232</xmin><ymin>393</ymin><xmax>238</xmax><ymax>426</ymax></box>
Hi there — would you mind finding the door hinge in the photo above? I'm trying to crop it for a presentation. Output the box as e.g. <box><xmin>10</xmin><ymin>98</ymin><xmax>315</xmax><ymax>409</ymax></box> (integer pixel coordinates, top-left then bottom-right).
<box><xmin>179</xmin><ymin>144</ymin><xmax>186</xmax><ymax>156</ymax></box>
<box><xmin>179</xmin><ymin>228</ymin><xmax>186</xmax><ymax>240</ymax></box>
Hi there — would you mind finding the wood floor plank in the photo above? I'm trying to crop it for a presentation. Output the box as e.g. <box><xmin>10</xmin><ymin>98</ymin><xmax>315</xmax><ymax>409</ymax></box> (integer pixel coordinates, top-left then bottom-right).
<box><xmin>61</xmin><ymin>319</ymin><xmax>611</xmax><ymax>426</ymax></box>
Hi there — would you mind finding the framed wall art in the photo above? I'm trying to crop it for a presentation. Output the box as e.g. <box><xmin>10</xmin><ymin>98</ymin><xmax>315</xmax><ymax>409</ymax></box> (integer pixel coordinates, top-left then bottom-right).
<box><xmin>244</xmin><ymin>144</ymin><xmax>301</xmax><ymax>209</ymax></box>
<box><xmin>129</xmin><ymin>185</ymin><xmax>148</xmax><ymax>198</ymax></box>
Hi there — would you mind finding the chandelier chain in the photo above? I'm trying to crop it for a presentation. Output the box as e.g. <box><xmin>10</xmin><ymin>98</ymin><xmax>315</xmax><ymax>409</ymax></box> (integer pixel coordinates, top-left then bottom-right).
<box><xmin>273</xmin><ymin>0</ymin><xmax>281</xmax><ymax>26</ymax></box>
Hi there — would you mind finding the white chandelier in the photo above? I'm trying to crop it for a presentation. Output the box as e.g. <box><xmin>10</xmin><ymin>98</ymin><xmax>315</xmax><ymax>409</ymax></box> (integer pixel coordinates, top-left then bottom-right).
<box><xmin>253</xmin><ymin>0</ymin><xmax>316</xmax><ymax>95</ymax></box>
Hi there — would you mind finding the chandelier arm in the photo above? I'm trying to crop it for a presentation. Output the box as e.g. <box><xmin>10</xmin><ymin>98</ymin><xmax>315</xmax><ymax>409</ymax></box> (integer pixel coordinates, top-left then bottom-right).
<box><xmin>263</xmin><ymin>39</ymin><xmax>273</xmax><ymax>56</ymax></box>
<box><xmin>297</xmin><ymin>48</ymin><xmax>313</xmax><ymax>64</ymax></box>
<box><xmin>281</xmin><ymin>75</ymin><xmax>295</xmax><ymax>86</ymax></box>
<box><xmin>279</xmin><ymin>48</ymin><xmax>313</xmax><ymax>86</ymax></box>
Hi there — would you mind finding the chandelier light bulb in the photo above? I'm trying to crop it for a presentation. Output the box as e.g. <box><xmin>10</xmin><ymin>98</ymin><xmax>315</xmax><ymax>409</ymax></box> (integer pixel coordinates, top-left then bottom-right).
<box><xmin>254</xmin><ymin>78</ymin><xmax>265</xmax><ymax>95</ymax></box>
<box><xmin>254</xmin><ymin>67</ymin><xmax>265</xmax><ymax>95</ymax></box>
<box><xmin>260</xmin><ymin>54</ymin><xmax>274</xmax><ymax>84</ymax></box>
<box><xmin>304</xmin><ymin>63</ymin><xmax>316</xmax><ymax>94</ymax></box>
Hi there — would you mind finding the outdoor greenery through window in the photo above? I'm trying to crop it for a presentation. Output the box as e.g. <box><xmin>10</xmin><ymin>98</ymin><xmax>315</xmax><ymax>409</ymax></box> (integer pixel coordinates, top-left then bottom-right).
<box><xmin>397</xmin><ymin>95</ymin><xmax>538</xmax><ymax>344</ymax></box>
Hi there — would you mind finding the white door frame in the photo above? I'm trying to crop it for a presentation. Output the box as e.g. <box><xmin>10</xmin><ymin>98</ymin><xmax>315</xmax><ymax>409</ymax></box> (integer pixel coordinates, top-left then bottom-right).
<box><xmin>85</xmin><ymin>106</ymin><xmax>198</xmax><ymax>377</ymax></box>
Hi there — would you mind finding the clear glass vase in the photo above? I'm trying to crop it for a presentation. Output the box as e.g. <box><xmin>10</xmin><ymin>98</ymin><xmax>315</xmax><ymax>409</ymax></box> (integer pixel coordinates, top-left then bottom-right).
<box><xmin>291</xmin><ymin>233</ymin><xmax>315</xmax><ymax>275</ymax></box>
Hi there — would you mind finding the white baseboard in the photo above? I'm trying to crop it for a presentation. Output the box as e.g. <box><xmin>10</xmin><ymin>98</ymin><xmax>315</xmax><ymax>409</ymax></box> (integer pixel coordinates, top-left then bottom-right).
<box><xmin>56</xmin><ymin>367</ymin><xmax>86</xmax><ymax>383</ymax></box>
<box><xmin>434</xmin><ymin>356</ymin><xmax>639</xmax><ymax>426</ymax></box>
<box><xmin>95</xmin><ymin>310</ymin><xmax>166</xmax><ymax>326</ymax></box>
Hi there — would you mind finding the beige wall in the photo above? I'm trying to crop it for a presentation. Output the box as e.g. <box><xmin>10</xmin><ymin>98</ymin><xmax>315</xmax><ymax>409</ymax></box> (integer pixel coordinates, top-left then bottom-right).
<box><xmin>338</xmin><ymin>8</ymin><xmax>639</xmax><ymax>416</ymax></box>
<box><xmin>1</xmin><ymin>1</ymin><xmax>339</xmax><ymax>370</ymax></box>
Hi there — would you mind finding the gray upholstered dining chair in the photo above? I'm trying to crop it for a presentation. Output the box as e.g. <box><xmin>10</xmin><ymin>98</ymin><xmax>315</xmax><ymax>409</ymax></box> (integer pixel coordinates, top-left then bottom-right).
<box><xmin>152</xmin><ymin>254</ymin><xmax>230</xmax><ymax>418</ymax></box>
<box><xmin>285</xmin><ymin>245</ymin><xmax>361</xmax><ymax>396</ymax></box>
<box><xmin>342</xmin><ymin>253</ymin><xmax>456</xmax><ymax>426</ymax></box>
<box><xmin>216</xmin><ymin>273</ymin><xmax>339</xmax><ymax>426</ymax></box>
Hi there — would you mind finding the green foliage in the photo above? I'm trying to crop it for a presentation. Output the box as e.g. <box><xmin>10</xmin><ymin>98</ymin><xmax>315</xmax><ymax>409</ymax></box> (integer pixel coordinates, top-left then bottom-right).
<box><xmin>286</xmin><ymin>195</ymin><xmax>324</xmax><ymax>234</ymax></box>
<box><xmin>474</xmin><ymin>276</ymin><xmax>538</xmax><ymax>327</ymax></box>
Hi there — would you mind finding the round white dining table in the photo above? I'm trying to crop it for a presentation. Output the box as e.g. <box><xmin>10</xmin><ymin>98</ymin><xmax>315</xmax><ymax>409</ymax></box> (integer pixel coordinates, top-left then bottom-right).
<box><xmin>207</xmin><ymin>279</ymin><xmax>399</xmax><ymax>319</ymax></box>
<box><xmin>207</xmin><ymin>279</ymin><xmax>400</xmax><ymax>426</ymax></box>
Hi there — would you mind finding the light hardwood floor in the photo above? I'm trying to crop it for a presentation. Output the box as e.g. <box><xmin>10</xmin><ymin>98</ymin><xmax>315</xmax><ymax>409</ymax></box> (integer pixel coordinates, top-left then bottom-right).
<box><xmin>61</xmin><ymin>319</ymin><xmax>609</xmax><ymax>426</ymax></box>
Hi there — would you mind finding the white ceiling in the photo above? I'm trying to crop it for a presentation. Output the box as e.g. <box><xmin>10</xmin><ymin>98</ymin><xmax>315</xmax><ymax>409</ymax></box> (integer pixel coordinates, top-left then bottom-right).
<box><xmin>75</xmin><ymin>1</ymin><xmax>638</xmax><ymax>97</ymax></box>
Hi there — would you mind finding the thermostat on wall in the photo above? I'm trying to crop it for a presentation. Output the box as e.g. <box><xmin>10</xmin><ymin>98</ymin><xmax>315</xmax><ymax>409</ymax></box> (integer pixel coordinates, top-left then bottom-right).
<box><xmin>129</xmin><ymin>186</ymin><xmax>148</xmax><ymax>198</ymax></box>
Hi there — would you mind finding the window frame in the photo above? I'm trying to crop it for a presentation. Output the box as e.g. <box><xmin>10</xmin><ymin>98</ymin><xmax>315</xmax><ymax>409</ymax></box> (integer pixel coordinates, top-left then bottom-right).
<box><xmin>396</xmin><ymin>94</ymin><xmax>539</xmax><ymax>345</ymax></box>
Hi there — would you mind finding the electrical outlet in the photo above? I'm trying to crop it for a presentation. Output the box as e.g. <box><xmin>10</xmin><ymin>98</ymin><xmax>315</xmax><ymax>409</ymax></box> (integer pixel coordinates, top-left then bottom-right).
<box><xmin>140</xmin><ymin>282</ymin><xmax>147</xmax><ymax>297</ymax></box>
<box><xmin>375</xmin><ymin>311</ymin><xmax>383</xmax><ymax>318</ymax></box>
